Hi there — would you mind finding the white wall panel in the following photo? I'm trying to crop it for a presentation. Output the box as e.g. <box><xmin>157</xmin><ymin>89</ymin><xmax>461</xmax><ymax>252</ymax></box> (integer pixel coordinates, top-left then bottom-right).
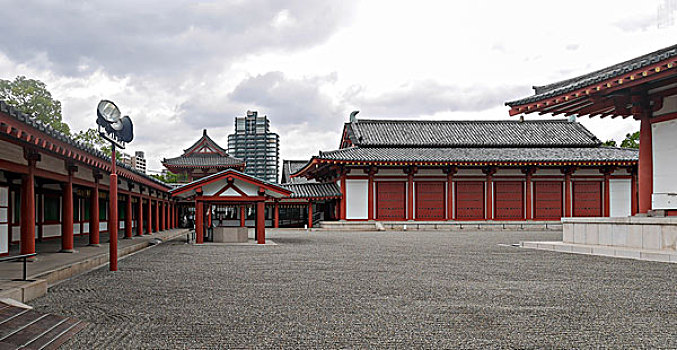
<box><xmin>652</xmin><ymin>119</ymin><xmax>677</xmax><ymax>209</ymax></box>
<box><xmin>346</xmin><ymin>179</ymin><xmax>368</xmax><ymax>219</ymax></box>
<box><xmin>609</xmin><ymin>179</ymin><xmax>631</xmax><ymax>217</ymax></box>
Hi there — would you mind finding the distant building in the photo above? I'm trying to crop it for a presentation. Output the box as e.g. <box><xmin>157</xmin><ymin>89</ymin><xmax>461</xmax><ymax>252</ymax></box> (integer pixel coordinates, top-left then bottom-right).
<box><xmin>162</xmin><ymin>129</ymin><xmax>245</xmax><ymax>182</ymax></box>
<box><xmin>121</xmin><ymin>151</ymin><xmax>147</xmax><ymax>174</ymax></box>
<box><xmin>227</xmin><ymin>110</ymin><xmax>279</xmax><ymax>183</ymax></box>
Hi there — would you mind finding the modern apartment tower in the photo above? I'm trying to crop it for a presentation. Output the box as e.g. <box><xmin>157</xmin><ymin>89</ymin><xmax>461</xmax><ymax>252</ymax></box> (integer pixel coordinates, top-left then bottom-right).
<box><xmin>227</xmin><ymin>110</ymin><xmax>280</xmax><ymax>182</ymax></box>
<box><xmin>122</xmin><ymin>150</ymin><xmax>147</xmax><ymax>174</ymax></box>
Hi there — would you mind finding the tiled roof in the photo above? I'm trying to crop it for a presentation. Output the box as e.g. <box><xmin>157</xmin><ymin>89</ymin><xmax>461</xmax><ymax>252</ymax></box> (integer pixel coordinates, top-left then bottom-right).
<box><xmin>0</xmin><ymin>100</ymin><xmax>171</xmax><ymax>190</ymax></box>
<box><xmin>506</xmin><ymin>43</ymin><xmax>677</xmax><ymax>106</ymax></box>
<box><xmin>346</xmin><ymin>119</ymin><xmax>600</xmax><ymax>147</ymax></box>
<box><xmin>281</xmin><ymin>182</ymin><xmax>341</xmax><ymax>199</ymax></box>
<box><xmin>281</xmin><ymin>160</ymin><xmax>312</xmax><ymax>184</ymax></box>
<box><xmin>317</xmin><ymin>146</ymin><xmax>638</xmax><ymax>164</ymax></box>
<box><xmin>183</xmin><ymin>129</ymin><xmax>228</xmax><ymax>155</ymax></box>
<box><xmin>162</xmin><ymin>154</ymin><xmax>244</xmax><ymax>167</ymax></box>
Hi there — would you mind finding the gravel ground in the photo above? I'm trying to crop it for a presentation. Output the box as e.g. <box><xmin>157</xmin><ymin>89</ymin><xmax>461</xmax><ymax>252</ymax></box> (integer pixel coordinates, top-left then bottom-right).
<box><xmin>32</xmin><ymin>230</ymin><xmax>677</xmax><ymax>349</ymax></box>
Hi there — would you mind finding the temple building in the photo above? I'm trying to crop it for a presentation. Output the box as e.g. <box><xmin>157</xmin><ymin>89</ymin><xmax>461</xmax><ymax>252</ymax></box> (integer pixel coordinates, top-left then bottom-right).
<box><xmin>162</xmin><ymin>129</ymin><xmax>245</xmax><ymax>182</ymax></box>
<box><xmin>506</xmin><ymin>43</ymin><xmax>677</xmax><ymax>260</ymax></box>
<box><xmin>0</xmin><ymin>101</ymin><xmax>178</xmax><ymax>257</ymax></box>
<box><xmin>278</xmin><ymin>160</ymin><xmax>341</xmax><ymax>227</ymax></box>
<box><xmin>292</xmin><ymin>116</ymin><xmax>639</xmax><ymax>222</ymax></box>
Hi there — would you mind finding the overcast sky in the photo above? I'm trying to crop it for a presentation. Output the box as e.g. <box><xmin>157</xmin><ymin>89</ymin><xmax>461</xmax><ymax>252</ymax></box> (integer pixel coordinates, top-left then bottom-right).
<box><xmin>1</xmin><ymin>1</ymin><xmax>676</xmax><ymax>175</ymax></box>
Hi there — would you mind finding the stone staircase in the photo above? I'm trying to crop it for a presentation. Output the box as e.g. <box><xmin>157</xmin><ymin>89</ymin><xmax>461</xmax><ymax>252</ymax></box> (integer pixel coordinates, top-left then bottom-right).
<box><xmin>0</xmin><ymin>301</ymin><xmax>86</xmax><ymax>350</ymax></box>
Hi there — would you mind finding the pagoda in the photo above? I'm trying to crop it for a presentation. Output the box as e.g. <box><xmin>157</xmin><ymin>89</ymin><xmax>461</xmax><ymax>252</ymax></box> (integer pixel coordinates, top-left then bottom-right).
<box><xmin>162</xmin><ymin>129</ymin><xmax>245</xmax><ymax>182</ymax></box>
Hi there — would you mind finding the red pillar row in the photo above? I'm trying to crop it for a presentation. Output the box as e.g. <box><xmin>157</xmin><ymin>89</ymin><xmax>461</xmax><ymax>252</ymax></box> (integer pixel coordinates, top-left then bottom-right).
<box><xmin>90</xmin><ymin>179</ymin><xmax>100</xmax><ymax>245</ymax></box>
<box><xmin>195</xmin><ymin>200</ymin><xmax>204</xmax><ymax>244</ymax></box>
<box><xmin>256</xmin><ymin>201</ymin><xmax>265</xmax><ymax>244</ymax></box>
<box><xmin>60</xmin><ymin>169</ymin><xmax>74</xmax><ymax>253</ymax></box>
<box><xmin>638</xmin><ymin>115</ymin><xmax>652</xmax><ymax>213</ymax></box>
<box><xmin>154</xmin><ymin>200</ymin><xmax>159</xmax><ymax>233</ymax></box>
<box><xmin>147</xmin><ymin>197</ymin><xmax>152</xmax><ymax>235</ymax></box>
<box><xmin>137</xmin><ymin>196</ymin><xmax>144</xmax><ymax>236</ymax></box>
<box><xmin>125</xmin><ymin>194</ymin><xmax>133</xmax><ymax>238</ymax></box>
<box><xmin>20</xmin><ymin>154</ymin><xmax>37</xmax><ymax>256</ymax></box>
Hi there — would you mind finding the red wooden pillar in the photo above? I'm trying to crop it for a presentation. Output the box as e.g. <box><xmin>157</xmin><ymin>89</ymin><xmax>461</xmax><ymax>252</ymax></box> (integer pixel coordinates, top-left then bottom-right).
<box><xmin>365</xmin><ymin>167</ymin><xmax>376</xmax><ymax>220</ymax></box>
<box><xmin>195</xmin><ymin>200</ymin><xmax>204</xmax><ymax>244</ymax></box>
<box><xmin>60</xmin><ymin>165</ymin><xmax>75</xmax><ymax>253</ymax></box>
<box><xmin>240</xmin><ymin>206</ymin><xmax>246</xmax><ymax>227</ymax></box>
<box><xmin>154</xmin><ymin>199</ymin><xmax>159</xmax><ymax>232</ymax></box>
<box><xmin>603</xmin><ymin>171</ymin><xmax>611</xmax><ymax>217</ymax></box>
<box><xmin>483</xmin><ymin>167</ymin><xmax>496</xmax><ymax>220</ymax></box>
<box><xmin>160</xmin><ymin>201</ymin><xmax>165</xmax><ymax>231</ymax></box>
<box><xmin>308</xmin><ymin>202</ymin><xmax>313</xmax><ymax>228</ymax></box>
<box><xmin>108</xmin><ymin>153</ymin><xmax>118</xmax><ymax>271</ymax></box>
<box><xmin>522</xmin><ymin>167</ymin><xmax>536</xmax><ymax>220</ymax></box>
<box><xmin>146</xmin><ymin>197</ymin><xmax>152</xmax><ymax>235</ymax></box>
<box><xmin>125</xmin><ymin>194</ymin><xmax>133</xmax><ymax>238</ymax></box>
<box><xmin>166</xmin><ymin>201</ymin><xmax>170</xmax><ymax>229</ymax></box>
<box><xmin>256</xmin><ymin>200</ymin><xmax>265</xmax><ymax>244</ymax></box>
<box><xmin>20</xmin><ymin>150</ymin><xmax>39</xmax><ymax>256</ymax></box>
<box><xmin>90</xmin><ymin>175</ymin><xmax>100</xmax><ymax>245</ymax></box>
<box><xmin>444</xmin><ymin>167</ymin><xmax>456</xmax><ymax>220</ymax></box>
<box><xmin>274</xmin><ymin>201</ymin><xmax>279</xmax><ymax>228</ymax></box>
<box><xmin>405</xmin><ymin>167</ymin><xmax>417</xmax><ymax>220</ymax></box>
<box><xmin>563</xmin><ymin>168</ymin><xmax>574</xmax><ymax>217</ymax></box>
<box><xmin>137</xmin><ymin>196</ymin><xmax>144</xmax><ymax>236</ymax></box>
<box><xmin>339</xmin><ymin>174</ymin><xmax>346</xmax><ymax>220</ymax></box>
<box><xmin>638</xmin><ymin>115</ymin><xmax>652</xmax><ymax>213</ymax></box>
<box><xmin>37</xmin><ymin>188</ymin><xmax>43</xmax><ymax>242</ymax></box>
<box><xmin>170</xmin><ymin>203</ymin><xmax>174</xmax><ymax>229</ymax></box>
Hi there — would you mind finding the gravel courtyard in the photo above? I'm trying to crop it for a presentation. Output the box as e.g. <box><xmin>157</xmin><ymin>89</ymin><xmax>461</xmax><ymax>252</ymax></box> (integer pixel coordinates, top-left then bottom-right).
<box><xmin>33</xmin><ymin>230</ymin><xmax>676</xmax><ymax>349</ymax></box>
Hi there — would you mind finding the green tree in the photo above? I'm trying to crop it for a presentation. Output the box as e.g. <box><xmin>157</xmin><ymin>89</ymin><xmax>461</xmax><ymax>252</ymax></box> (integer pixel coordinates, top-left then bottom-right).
<box><xmin>73</xmin><ymin>128</ymin><xmax>122</xmax><ymax>160</ymax></box>
<box><xmin>151</xmin><ymin>171</ymin><xmax>184</xmax><ymax>183</ymax></box>
<box><xmin>602</xmin><ymin>139</ymin><xmax>617</xmax><ymax>147</ymax></box>
<box><xmin>0</xmin><ymin>76</ymin><xmax>71</xmax><ymax>134</ymax></box>
<box><xmin>620</xmin><ymin>131</ymin><xmax>639</xmax><ymax>149</ymax></box>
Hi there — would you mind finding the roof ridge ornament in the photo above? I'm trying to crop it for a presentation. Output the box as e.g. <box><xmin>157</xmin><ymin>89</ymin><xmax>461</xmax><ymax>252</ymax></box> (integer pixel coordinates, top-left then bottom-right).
<box><xmin>350</xmin><ymin>110</ymin><xmax>359</xmax><ymax>123</ymax></box>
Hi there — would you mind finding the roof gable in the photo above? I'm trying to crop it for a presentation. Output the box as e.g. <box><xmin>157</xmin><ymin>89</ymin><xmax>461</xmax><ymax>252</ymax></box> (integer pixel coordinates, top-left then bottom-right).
<box><xmin>281</xmin><ymin>160</ymin><xmax>314</xmax><ymax>184</ymax></box>
<box><xmin>183</xmin><ymin>129</ymin><xmax>228</xmax><ymax>157</ymax></box>
<box><xmin>346</xmin><ymin>119</ymin><xmax>600</xmax><ymax>148</ymax></box>
<box><xmin>170</xmin><ymin>168</ymin><xmax>291</xmax><ymax>198</ymax></box>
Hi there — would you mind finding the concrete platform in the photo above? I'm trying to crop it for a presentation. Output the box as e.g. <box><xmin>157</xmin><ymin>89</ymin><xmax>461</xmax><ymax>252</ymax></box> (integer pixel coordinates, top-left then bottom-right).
<box><xmin>0</xmin><ymin>228</ymin><xmax>189</xmax><ymax>303</ymax></box>
<box><xmin>320</xmin><ymin>220</ymin><xmax>563</xmax><ymax>231</ymax></box>
<box><xmin>520</xmin><ymin>241</ymin><xmax>677</xmax><ymax>263</ymax></box>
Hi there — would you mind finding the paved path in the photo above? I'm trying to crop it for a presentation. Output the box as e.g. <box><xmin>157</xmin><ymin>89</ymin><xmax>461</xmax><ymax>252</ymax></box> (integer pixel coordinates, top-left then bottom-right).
<box><xmin>31</xmin><ymin>230</ymin><xmax>677</xmax><ymax>349</ymax></box>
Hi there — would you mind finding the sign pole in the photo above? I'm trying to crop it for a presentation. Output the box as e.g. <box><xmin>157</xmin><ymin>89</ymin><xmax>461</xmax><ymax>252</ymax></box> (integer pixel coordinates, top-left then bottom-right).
<box><xmin>109</xmin><ymin>143</ymin><xmax>118</xmax><ymax>271</ymax></box>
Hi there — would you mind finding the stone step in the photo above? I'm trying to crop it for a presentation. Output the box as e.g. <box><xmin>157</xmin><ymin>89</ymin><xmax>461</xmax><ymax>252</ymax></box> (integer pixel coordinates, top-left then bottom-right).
<box><xmin>0</xmin><ymin>302</ymin><xmax>86</xmax><ymax>350</ymax></box>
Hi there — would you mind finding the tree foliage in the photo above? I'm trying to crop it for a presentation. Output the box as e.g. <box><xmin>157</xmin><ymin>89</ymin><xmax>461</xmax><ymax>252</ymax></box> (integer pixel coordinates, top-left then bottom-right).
<box><xmin>620</xmin><ymin>131</ymin><xmax>639</xmax><ymax>149</ymax></box>
<box><xmin>602</xmin><ymin>139</ymin><xmax>617</xmax><ymax>147</ymax></box>
<box><xmin>0</xmin><ymin>76</ymin><xmax>71</xmax><ymax>134</ymax></box>
<box><xmin>151</xmin><ymin>171</ymin><xmax>186</xmax><ymax>183</ymax></box>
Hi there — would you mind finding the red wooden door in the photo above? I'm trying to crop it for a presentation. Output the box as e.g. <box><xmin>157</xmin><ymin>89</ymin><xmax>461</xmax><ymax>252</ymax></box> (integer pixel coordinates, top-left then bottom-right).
<box><xmin>494</xmin><ymin>182</ymin><xmax>524</xmax><ymax>220</ymax></box>
<box><xmin>415</xmin><ymin>182</ymin><xmax>445</xmax><ymax>220</ymax></box>
<box><xmin>376</xmin><ymin>182</ymin><xmax>406</xmax><ymax>220</ymax></box>
<box><xmin>573</xmin><ymin>182</ymin><xmax>602</xmax><ymax>217</ymax></box>
<box><xmin>533</xmin><ymin>182</ymin><xmax>562</xmax><ymax>220</ymax></box>
<box><xmin>456</xmin><ymin>182</ymin><xmax>484</xmax><ymax>220</ymax></box>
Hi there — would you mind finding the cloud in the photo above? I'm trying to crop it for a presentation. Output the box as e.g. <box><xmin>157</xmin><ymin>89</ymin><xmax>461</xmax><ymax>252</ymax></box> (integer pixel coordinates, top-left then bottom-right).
<box><xmin>613</xmin><ymin>13</ymin><xmax>656</xmax><ymax>32</ymax></box>
<box><xmin>345</xmin><ymin>80</ymin><xmax>531</xmax><ymax>118</ymax></box>
<box><xmin>0</xmin><ymin>1</ymin><xmax>356</xmax><ymax>78</ymax></box>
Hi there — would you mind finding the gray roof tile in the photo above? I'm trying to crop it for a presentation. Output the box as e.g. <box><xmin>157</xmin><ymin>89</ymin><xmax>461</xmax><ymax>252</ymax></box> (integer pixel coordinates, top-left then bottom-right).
<box><xmin>347</xmin><ymin>119</ymin><xmax>600</xmax><ymax>147</ymax></box>
<box><xmin>318</xmin><ymin>146</ymin><xmax>638</xmax><ymax>163</ymax></box>
<box><xmin>281</xmin><ymin>182</ymin><xmax>341</xmax><ymax>199</ymax></box>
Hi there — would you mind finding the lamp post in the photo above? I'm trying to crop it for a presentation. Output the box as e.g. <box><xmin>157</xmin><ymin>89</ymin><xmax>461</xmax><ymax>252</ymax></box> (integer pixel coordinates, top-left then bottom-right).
<box><xmin>96</xmin><ymin>100</ymin><xmax>134</xmax><ymax>271</ymax></box>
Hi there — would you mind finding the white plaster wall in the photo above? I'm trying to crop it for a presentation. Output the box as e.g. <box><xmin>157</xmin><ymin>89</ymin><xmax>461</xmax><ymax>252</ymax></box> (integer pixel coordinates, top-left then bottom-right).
<box><xmin>652</xmin><ymin>119</ymin><xmax>677</xmax><ymax>209</ymax></box>
<box><xmin>609</xmin><ymin>179</ymin><xmax>631</xmax><ymax>217</ymax></box>
<box><xmin>43</xmin><ymin>224</ymin><xmax>61</xmax><ymax>238</ymax></box>
<box><xmin>574</xmin><ymin>169</ymin><xmax>601</xmax><ymax>176</ymax></box>
<box><xmin>456</xmin><ymin>169</ymin><xmax>484</xmax><ymax>176</ymax></box>
<box><xmin>346</xmin><ymin>179</ymin><xmax>368</xmax><ymax>219</ymax></box>
<box><xmin>533</xmin><ymin>169</ymin><xmax>562</xmax><ymax>176</ymax></box>
<box><xmin>417</xmin><ymin>169</ymin><xmax>443</xmax><ymax>176</ymax></box>
<box><xmin>373</xmin><ymin>169</ymin><xmax>403</xmax><ymax>176</ymax></box>
<box><xmin>495</xmin><ymin>169</ymin><xmax>523</xmax><ymax>176</ymax></box>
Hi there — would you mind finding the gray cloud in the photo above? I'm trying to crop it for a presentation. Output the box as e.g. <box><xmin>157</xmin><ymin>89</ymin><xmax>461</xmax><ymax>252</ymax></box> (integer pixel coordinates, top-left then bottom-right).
<box><xmin>345</xmin><ymin>80</ymin><xmax>531</xmax><ymax>118</ymax></box>
<box><xmin>0</xmin><ymin>1</ymin><xmax>356</xmax><ymax>77</ymax></box>
<box><xmin>613</xmin><ymin>13</ymin><xmax>656</xmax><ymax>32</ymax></box>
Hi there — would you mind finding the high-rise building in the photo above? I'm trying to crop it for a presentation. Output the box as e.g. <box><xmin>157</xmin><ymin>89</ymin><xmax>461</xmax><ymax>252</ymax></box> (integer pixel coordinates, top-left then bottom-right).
<box><xmin>227</xmin><ymin>110</ymin><xmax>279</xmax><ymax>183</ymax></box>
<box><xmin>122</xmin><ymin>150</ymin><xmax>147</xmax><ymax>174</ymax></box>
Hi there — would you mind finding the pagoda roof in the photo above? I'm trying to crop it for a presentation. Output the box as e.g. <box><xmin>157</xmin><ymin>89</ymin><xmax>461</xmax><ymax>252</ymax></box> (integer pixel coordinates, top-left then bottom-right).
<box><xmin>281</xmin><ymin>160</ymin><xmax>312</xmax><ymax>184</ymax></box>
<box><xmin>341</xmin><ymin>119</ymin><xmax>601</xmax><ymax>148</ymax></box>
<box><xmin>162</xmin><ymin>129</ymin><xmax>244</xmax><ymax>168</ymax></box>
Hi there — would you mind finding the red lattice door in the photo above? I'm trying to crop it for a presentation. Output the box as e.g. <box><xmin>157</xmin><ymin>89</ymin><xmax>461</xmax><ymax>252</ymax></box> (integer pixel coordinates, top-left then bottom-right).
<box><xmin>494</xmin><ymin>182</ymin><xmax>524</xmax><ymax>220</ymax></box>
<box><xmin>573</xmin><ymin>181</ymin><xmax>602</xmax><ymax>217</ymax></box>
<box><xmin>533</xmin><ymin>182</ymin><xmax>562</xmax><ymax>220</ymax></box>
<box><xmin>415</xmin><ymin>182</ymin><xmax>445</xmax><ymax>220</ymax></box>
<box><xmin>456</xmin><ymin>182</ymin><xmax>485</xmax><ymax>220</ymax></box>
<box><xmin>376</xmin><ymin>182</ymin><xmax>406</xmax><ymax>220</ymax></box>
